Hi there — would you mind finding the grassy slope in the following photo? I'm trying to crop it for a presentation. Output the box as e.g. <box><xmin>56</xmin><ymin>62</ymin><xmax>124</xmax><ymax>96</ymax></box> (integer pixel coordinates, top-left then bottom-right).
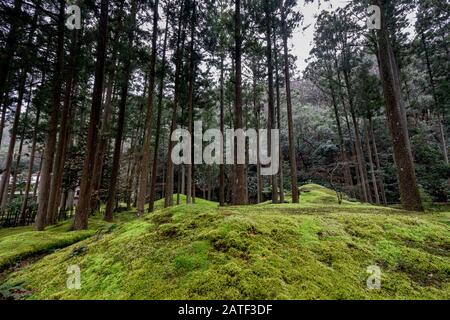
<box><xmin>0</xmin><ymin>210</ymin><xmax>136</xmax><ymax>270</ymax></box>
<box><xmin>1</xmin><ymin>184</ymin><xmax>449</xmax><ymax>300</ymax></box>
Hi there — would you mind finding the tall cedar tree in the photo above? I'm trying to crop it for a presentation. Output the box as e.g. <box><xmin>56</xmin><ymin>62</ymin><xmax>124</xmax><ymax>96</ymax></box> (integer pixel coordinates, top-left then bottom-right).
<box><xmin>72</xmin><ymin>0</ymin><xmax>110</xmax><ymax>230</ymax></box>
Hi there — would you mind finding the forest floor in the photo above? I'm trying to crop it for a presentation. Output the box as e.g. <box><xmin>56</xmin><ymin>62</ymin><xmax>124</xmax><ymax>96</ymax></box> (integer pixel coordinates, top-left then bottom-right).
<box><xmin>0</xmin><ymin>184</ymin><xmax>449</xmax><ymax>300</ymax></box>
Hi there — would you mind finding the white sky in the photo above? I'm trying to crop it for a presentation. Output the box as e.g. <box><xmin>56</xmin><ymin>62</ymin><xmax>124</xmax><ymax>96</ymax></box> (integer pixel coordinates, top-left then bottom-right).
<box><xmin>292</xmin><ymin>0</ymin><xmax>349</xmax><ymax>73</ymax></box>
<box><xmin>291</xmin><ymin>0</ymin><xmax>417</xmax><ymax>74</ymax></box>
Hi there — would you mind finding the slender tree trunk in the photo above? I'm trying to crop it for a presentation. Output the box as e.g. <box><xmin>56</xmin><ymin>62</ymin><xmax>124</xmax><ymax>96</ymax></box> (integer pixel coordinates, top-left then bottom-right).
<box><xmin>421</xmin><ymin>33</ymin><xmax>449</xmax><ymax>165</ymax></box>
<box><xmin>374</xmin><ymin>0</ymin><xmax>423</xmax><ymax>211</ymax></box>
<box><xmin>364</xmin><ymin>119</ymin><xmax>380</xmax><ymax>205</ymax></box>
<box><xmin>330</xmin><ymin>82</ymin><xmax>353</xmax><ymax>197</ymax></box>
<box><xmin>265</xmin><ymin>0</ymin><xmax>278</xmax><ymax>204</ymax></box>
<box><xmin>232</xmin><ymin>0</ymin><xmax>247</xmax><ymax>205</ymax></box>
<box><xmin>186</xmin><ymin>2</ymin><xmax>196</xmax><ymax>205</ymax></box>
<box><xmin>90</xmin><ymin>2</ymin><xmax>125</xmax><ymax>214</ymax></box>
<box><xmin>137</xmin><ymin>0</ymin><xmax>159</xmax><ymax>217</ymax></box>
<box><xmin>72</xmin><ymin>0</ymin><xmax>110</xmax><ymax>230</ymax></box>
<box><xmin>0</xmin><ymin>0</ymin><xmax>22</xmax><ymax>116</ymax></box>
<box><xmin>369</xmin><ymin>116</ymin><xmax>387</xmax><ymax>205</ymax></box>
<box><xmin>33</xmin><ymin>155</ymin><xmax>42</xmax><ymax>198</ymax></box>
<box><xmin>105</xmin><ymin>0</ymin><xmax>138</xmax><ymax>222</ymax></box>
<box><xmin>35</xmin><ymin>0</ymin><xmax>66</xmax><ymax>231</ymax></box>
<box><xmin>219</xmin><ymin>53</ymin><xmax>226</xmax><ymax>206</ymax></box>
<box><xmin>8</xmin><ymin>79</ymin><xmax>32</xmax><ymax>205</ymax></box>
<box><xmin>280</xmin><ymin>2</ymin><xmax>298</xmax><ymax>203</ymax></box>
<box><xmin>342</xmin><ymin>69</ymin><xmax>371</xmax><ymax>203</ymax></box>
<box><xmin>252</xmin><ymin>63</ymin><xmax>262</xmax><ymax>204</ymax></box>
<box><xmin>0</xmin><ymin>70</ymin><xmax>27</xmax><ymax>211</ymax></box>
<box><xmin>20</xmin><ymin>100</ymin><xmax>41</xmax><ymax>225</ymax></box>
<box><xmin>274</xmin><ymin>34</ymin><xmax>285</xmax><ymax>203</ymax></box>
<box><xmin>165</xmin><ymin>0</ymin><xmax>187</xmax><ymax>208</ymax></box>
<box><xmin>149</xmin><ymin>17</ymin><xmax>169</xmax><ymax>213</ymax></box>
<box><xmin>47</xmin><ymin>30</ymin><xmax>79</xmax><ymax>225</ymax></box>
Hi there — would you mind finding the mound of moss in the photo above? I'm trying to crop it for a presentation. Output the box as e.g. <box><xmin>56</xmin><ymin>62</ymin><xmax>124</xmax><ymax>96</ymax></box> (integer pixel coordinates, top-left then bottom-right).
<box><xmin>1</xmin><ymin>185</ymin><xmax>449</xmax><ymax>300</ymax></box>
<box><xmin>0</xmin><ymin>210</ymin><xmax>136</xmax><ymax>271</ymax></box>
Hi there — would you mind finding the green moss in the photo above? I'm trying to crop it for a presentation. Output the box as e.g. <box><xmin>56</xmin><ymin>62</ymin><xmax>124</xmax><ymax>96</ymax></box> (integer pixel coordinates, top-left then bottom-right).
<box><xmin>1</xmin><ymin>185</ymin><xmax>449</xmax><ymax>300</ymax></box>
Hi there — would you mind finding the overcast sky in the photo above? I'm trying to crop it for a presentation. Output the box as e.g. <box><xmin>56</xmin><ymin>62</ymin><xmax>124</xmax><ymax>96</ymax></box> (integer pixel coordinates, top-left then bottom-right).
<box><xmin>292</xmin><ymin>0</ymin><xmax>349</xmax><ymax>73</ymax></box>
<box><xmin>291</xmin><ymin>0</ymin><xmax>417</xmax><ymax>74</ymax></box>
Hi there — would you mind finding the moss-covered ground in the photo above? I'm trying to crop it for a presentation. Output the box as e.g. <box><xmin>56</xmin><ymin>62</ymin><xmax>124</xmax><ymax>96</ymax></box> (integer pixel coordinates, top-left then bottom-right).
<box><xmin>0</xmin><ymin>184</ymin><xmax>449</xmax><ymax>300</ymax></box>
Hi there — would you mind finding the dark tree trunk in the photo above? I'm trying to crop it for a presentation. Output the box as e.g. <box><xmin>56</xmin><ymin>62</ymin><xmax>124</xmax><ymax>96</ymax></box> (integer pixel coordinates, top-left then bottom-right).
<box><xmin>186</xmin><ymin>1</ymin><xmax>196</xmax><ymax>205</ymax></box>
<box><xmin>20</xmin><ymin>97</ymin><xmax>41</xmax><ymax>225</ymax></box>
<box><xmin>364</xmin><ymin>119</ymin><xmax>380</xmax><ymax>205</ymax></box>
<box><xmin>165</xmin><ymin>0</ymin><xmax>187</xmax><ymax>208</ymax></box>
<box><xmin>329</xmin><ymin>82</ymin><xmax>353</xmax><ymax>197</ymax></box>
<box><xmin>8</xmin><ymin>79</ymin><xmax>32</xmax><ymax>206</ymax></box>
<box><xmin>232</xmin><ymin>0</ymin><xmax>247</xmax><ymax>205</ymax></box>
<box><xmin>47</xmin><ymin>30</ymin><xmax>79</xmax><ymax>225</ymax></box>
<box><xmin>219</xmin><ymin>53</ymin><xmax>226</xmax><ymax>206</ymax></box>
<box><xmin>265</xmin><ymin>0</ymin><xmax>278</xmax><ymax>204</ymax></box>
<box><xmin>0</xmin><ymin>0</ymin><xmax>22</xmax><ymax>115</ymax></box>
<box><xmin>368</xmin><ymin>117</ymin><xmax>387</xmax><ymax>206</ymax></box>
<box><xmin>35</xmin><ymin>0</ymin><xmax>66</xmax><ymax>231</ymax></box>
<box><xmin>280</xmin><ymin>2</ymin><xmax>298</xmax><ymax>203</ymax></box>
<box><xmin>374</xmin><ymin>0</ymin><xmax>423</xmax><ymax>212</ymax></box>
<box><xmin>105</xmin><ymin>0</ymin><xmax>138</xmax><ymax>222</ymax></box>
<box><xmin>137</xmin><ymin>0</ymin><xmax>159</xmax><ymax>217</ymax></box>
<box><xmin>0</xmin><ymin>70</ymin><xmax>27</xmax><ymax>210</ymax></box>
<box><xmin>72</xmin><ymin>0</ymin><xmax>110</xmax><ymax>230</ymax></box>
<box><xmin>273</xmin><ymin>34</ymin><xmax>285</xmax><ymax>203</ymax></box>
<box><xmin>148</xmin><ymin>17</ymin><xmax>169</xmax><ymax>213</ymax></box>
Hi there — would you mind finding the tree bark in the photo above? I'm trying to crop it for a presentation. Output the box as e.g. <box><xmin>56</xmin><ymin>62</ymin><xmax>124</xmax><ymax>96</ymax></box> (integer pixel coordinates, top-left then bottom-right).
<box><xmin>364</xmin><ymin>119</ymin><xmax>380</xmax><ymax>205</ymax></box>
<box><xmin>219</xmin><ymin>53</ymin><xmax>226</xmax><ymax>206</ymax></box>
<box><xmin>137</xmin><ymin>0</ymin><xmax>159</xmax><ymax>217</ymax></box>
<box><xmin>369</xmin><ymin>116</ymin><xmax>387</xmax><ymax>205</ymax></box>
<box><xmin>280</xmin><ymin>2</ymin><xmax>298</xmax><ymax>203</ymax></box>
<box><xmin>374</xmin><ymin>0</ymin><xmax>423</xmax><ymax>211</ymax></box>
<box><xmin>265</xmin><ymin>0</ymin><xmax>278</xmax><ymax>204</ymax></box>
<box><xmin>186</xmin><ymin>1</ymin><xmax>196</xmax><ymax>205</ymax></box>
<box><xmin>47</xmin><ymin>30</ymin><xmax>79</xmax><ymax>225</ymax></box>
<box><xmin>148</xmin><ymin>16</ymin><xmax>169</xmax><ymax>213</ymax></box>
<box><xmin>35</xmin><ymin>0</ymin><xmax>66</xmax><ymax>231</ymax></box>
<box><xmin>72</xmin><ymin>0</ymin><xmax>110</xmax><ymax>230</ymax></box>
<box><xmin>273</xmin><ymin>33</ymin><xmax>285</xmax><ymax>203</ymax></box>
<box><xmin>105</xmin><ymin>0</ymin><xmax>138</xmax><ymax>222</ymax></box>
<box><xmin>0</xmin><ymin>0</ymin><xmax>23</xmax><ymax>117</ymax></box>
<box><xmin>0</xmin><ymin>70</ymin><xmax>27</xmax><ymax>211</ymax></box>
<box><xmin>165</xmin><ymin>0</ymin><xmax>187</xmax><ymax>208</ymax></box>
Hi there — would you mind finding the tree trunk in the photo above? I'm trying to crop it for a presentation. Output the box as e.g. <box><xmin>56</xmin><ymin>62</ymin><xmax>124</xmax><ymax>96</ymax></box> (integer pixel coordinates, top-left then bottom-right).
<box><xmin>280</xmin><ymin>2</ymin><xmax>298</xmax><ymax>203</ymax></box>
<box><xmin>265</xmin><ymin>0</ymin><xmax>278</xmax><ymax>204</ymax></box>
<box><xmin>149</xmin><ymin>17</ymin><xmax>169</xmax><ymax>213</ymax></box>
<box><xmin>0</xmin><ymin>70</ymin><xmax>27</xmax><ymax>211</ymax></box>
<box><xmin>35</xmin><ymin>0</ymin><xmax>66</xmax><ymax>231</ymax></box>
<box><xmin>8</xmin><ymin>79</ymin><xmax>32</xmax><ymax>205</ymax></box>
<box><xmin>72</xmin><ymin>0</ymin><xmax>110</xmax><ymax>230</ymax></box>
<box><xmin>342</xmin><ymin>68</ymin><xmax>371</xmax><ymax>203</ymax></box>
<box><xmin>0</xmin><ymin>0</ymin><xmax>22</xmax><ymax>116</ymax></box>
<box><xmin>105</xmin><ymin>0</ymin><xmax>138</xmax><ymax>222</ymax></box>
<box><xmin>47</xmin><ymin>30</ymin><xmax>79</xmax><ymax>225</ymax></box>
<box><xmin>329</xmin><ymin>82</ymin><xmax>353</xmax><ymax>197</ymax></box>
<box><xmin>137</xmin><ymin>0</ymin><xmax>159</xmax><ymax>217</ymax></box>
<box><xmin>273</xmin><ymin>34</ymin><xmax>285</xmax><ymax>203</ymax></box>
<box><xmin>369</xmin><ymin>116</ymin><xmax>387</xmax><ymax>206</ymax></box>
<box><xmin>165</xmin><ymin>0</ymin><xmax>187</xmax><ymax>208</ymax></box>
<box><xmin>20</xmin><ymin>99</ymin><xmax>41</xmax><ymax>225</ymax></box>
<box><xmin>186</xmin><ymin>2</ymin><xmax>196</xmax><ymax>205</ymax></box>
<box><xmin>364</xmin><ymin>119</ymin><xmax>380</xmax><ymax>205</ymax></box>
<box><xmin>219</xmin><ymin>53</ymin><xmax>226</xmax><ymax>206</ymax></box>
<box><xmin>374</xmin><ymin>0</ymin><xmax>423</xmax><ymax>212</ymax></box>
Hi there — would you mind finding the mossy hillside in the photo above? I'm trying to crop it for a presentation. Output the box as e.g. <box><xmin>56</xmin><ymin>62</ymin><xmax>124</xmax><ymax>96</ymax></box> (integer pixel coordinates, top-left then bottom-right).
<box><xmin>3</xmin><ymin>184</ymin><xmax>449</xmax><ymax>300</ymax></box>
<box><xmin>0</xmin><ymin>209</ymin><xmax>136</xmax><ymax>270</ymax></box>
